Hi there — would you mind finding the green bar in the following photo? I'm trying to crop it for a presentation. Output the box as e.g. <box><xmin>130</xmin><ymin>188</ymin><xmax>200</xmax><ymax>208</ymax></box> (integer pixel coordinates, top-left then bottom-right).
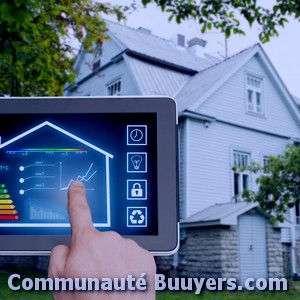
<box><xmin>0</xmin><ymin>194</ymin><xmax>10</xmax><ymax>199</ymax></box>
<box><xmin>0</xmin><ymin>189</ymin><xmax>8</xmax><ymax>193</ymax></box>
<box><xmin>0</xmin><ymin>184</ymin><xmax>6</xmax><ymax>188</ymax></box>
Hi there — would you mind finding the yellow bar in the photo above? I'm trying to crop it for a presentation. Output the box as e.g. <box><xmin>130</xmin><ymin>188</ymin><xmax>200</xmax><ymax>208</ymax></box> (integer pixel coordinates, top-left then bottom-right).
<box><xmin>0</xmin><ymin>200</ymin><xmax>13</xmax><ymax>204</ymax></box>
<box><xmin>0</xmin><ymin>205</ymin><xmax>15</xmax><ymax>209</ymax></box>
<box><xmin>0</xmin><ymin>210</ymin><xmax>17</xmax><ymax>214</ymax></box>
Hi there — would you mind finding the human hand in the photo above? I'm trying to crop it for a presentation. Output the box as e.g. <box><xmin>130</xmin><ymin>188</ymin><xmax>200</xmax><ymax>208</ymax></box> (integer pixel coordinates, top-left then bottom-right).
<box><xmin>48</xmin><ymin>180</ymin><xmax>156</xmax><ymax>300</ymax></box>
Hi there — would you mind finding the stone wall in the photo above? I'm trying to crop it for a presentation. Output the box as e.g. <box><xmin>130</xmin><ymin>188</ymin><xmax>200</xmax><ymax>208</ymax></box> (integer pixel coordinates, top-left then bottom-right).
<box><xmin>219</xmin><ymin>226</ymin><xmax>239</xmax><ymax>278</ymax></box>
<box><xmin>157</xmin><ymin>219</ymin><xmax>286</xmax><ymax>280</ymax></box>
<box><xmin>157</xmin><ymin>226</ymin><xmax>239</xmax><ymax>279</ymax></box>
<box><xmin>266</xmin><ymin>223</ymin><xmax>284</xmax><ymax>278</ymax></box>
<box><xmin>281</xmin><ymin>243</ymin><xmax>292</xmax><ymax>278</ymax></box>
<box><xmin>296</xmin><ymin>240</ymin><xmax>300</xmax><ymax>275</ymax></box>
<box><xmin>0</xmin><ymin>256</ymin><xmax>49</xmax><ymax>273</ymax></box>
<box><xmin>178</xmin><ymin>226</ymin><xmax>223</xmax><ymax>278</ymax></box>
<box><xmin>0</xmin><ymin>256</ymin><xmax>37</xmax><ymax>269</ymax></box>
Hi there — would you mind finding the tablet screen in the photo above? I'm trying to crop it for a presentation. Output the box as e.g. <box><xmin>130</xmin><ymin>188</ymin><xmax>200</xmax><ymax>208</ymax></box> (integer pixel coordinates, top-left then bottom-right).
<box><xmin>0</xmin><ymin>97</ymin><xmax>178</xmax><ymax>254</ymax></box>
<box><xmin>0</xmin><ymin>113</ymin><xmax>157</xmax><ymax>235</ymax></box>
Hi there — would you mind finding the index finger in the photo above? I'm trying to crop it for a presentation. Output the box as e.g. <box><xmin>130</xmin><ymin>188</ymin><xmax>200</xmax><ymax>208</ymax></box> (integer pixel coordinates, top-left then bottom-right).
<box><xmin>68</xmin><ymin>180</ymin><xmax>94</xmax><ymax>234</ymax></box>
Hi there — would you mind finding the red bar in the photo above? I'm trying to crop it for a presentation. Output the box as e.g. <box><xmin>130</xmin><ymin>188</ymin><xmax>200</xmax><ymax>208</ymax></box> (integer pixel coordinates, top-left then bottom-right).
<box><xmin>0</xmin><ymin>215</ymin><xmax>19</xmax><ymax>220</ymax></box>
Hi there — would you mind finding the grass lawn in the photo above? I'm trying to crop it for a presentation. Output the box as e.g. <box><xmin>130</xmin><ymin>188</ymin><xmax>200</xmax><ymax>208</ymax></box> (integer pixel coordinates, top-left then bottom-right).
<box><xmin>1</xmin><ymin>269</ymin><xmax>299</xmax><ymax>299</ymax></box>
<box><xmin>156</xmin><ymin>289</ymin><xmax>300</xmax><ymax>300</ymax></box>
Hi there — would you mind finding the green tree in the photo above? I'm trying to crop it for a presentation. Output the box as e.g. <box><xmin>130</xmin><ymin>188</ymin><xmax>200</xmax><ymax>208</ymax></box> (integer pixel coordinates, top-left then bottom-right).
<box><xmin>142</xmin><ymin>0</ymin><xmax>300</xmax><ymax>42</ymax></box>
<box><xmin>0</xmin><ymin>0</ymin><xmax>129</xmax><ymax>96</ymax></box>
<box><xmin>1</xmin><ymin>0</ymin><xmax>300</xmax><ymax>96</ymax></box>
<box><xmin>240</xmin><ymin>144</ymin><xmax>300</xmax><ymax>222</ymax></box>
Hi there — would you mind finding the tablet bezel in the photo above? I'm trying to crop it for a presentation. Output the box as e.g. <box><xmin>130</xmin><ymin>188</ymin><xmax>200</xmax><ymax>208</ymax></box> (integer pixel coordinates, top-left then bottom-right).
<box><xmin>0</xmin><ymin>96</ymin><xmax>179</xmax><ymax>256</ymax></box>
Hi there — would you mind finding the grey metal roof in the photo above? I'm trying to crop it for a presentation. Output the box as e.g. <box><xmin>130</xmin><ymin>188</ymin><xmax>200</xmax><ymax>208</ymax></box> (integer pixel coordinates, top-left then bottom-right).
<box><xmin>175</xmin><ymin>44</ymin><xmax>258</xmax><ymax>112</ymax></box>
<box><xmin>107</xmin><ymin>20</ymin><xmax>213</xmax><ymax>72</ymax></box>
<box><xmin>182</xmin><ymin>202</ymin><xmax>259</xmax><ymax>226</ymax></box>
<box><xmin>125</xmin><ymin>55</ymin><xmax>191</xmax><ymax>96</ymax></box>
<box><xmin>294</xmin><ymin>95</ymin><xmax>300</xmax><ymax>106</ymax></box>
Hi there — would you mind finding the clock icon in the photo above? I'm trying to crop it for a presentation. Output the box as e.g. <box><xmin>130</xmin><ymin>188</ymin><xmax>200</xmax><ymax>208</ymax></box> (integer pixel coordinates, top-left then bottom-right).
<box><xmin>127</xmin><ymin>125</ymin><xmax>147</xmax><ymax>145</ymax></box>
<box><xmin>130</xmin><ymin>129</ymin><xmax>143</xmax><ymax>142</ymax></box>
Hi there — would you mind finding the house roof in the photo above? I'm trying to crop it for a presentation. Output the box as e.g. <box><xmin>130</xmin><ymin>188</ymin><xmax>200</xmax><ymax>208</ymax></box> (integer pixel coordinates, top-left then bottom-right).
<box><xmin>124</xmin><ymin>54</ymin><xmax>191</xmax><ymax>97</ymax></box>
<box><xmin>181</xmin><ymin>202</ymin><xmax>260</xmax><ymax>227</ymax></box>
<box><xmin>0</xmin><ymin>121</ymin><xmax>113</xmax><ymax>158</ymax></box>
<box><xmin>175</xmin><ymin>43</ymin><xmax>300</xmax><ymax>125</ymax></box>
<box><xmin>294</xmin><ymin>95</ymin><xmax>300</xmax><ymax>106</ymax></box>
<box><xmin>175</xmin><ymin>44</ymin><xmax>257</xmax><ymax>112</ymax></box>
<box><xmin>107</xmin><ymin>20</ymin><xmax>213</xmax><ymax>72</ymax></box>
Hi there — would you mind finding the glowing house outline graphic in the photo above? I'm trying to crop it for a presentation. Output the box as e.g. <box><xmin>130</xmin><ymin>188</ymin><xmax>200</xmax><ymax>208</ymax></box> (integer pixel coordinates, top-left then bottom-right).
<box><xmin>0</xmin><ymin>121</ymin><xmax>113</xmax><ymax>228</ymax></box>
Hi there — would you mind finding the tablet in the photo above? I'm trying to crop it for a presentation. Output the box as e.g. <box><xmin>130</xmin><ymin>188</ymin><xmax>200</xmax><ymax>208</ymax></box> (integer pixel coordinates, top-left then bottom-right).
<box><xmin>0</xmin><ymin>97</ymin><xmax>178</xmax><ymax>255</ymax></box>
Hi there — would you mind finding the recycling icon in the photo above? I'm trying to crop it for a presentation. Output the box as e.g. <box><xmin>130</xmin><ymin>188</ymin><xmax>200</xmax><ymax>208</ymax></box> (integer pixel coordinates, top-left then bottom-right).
<box><xmin>127</xmin><ymin>207</ymin><xmax>147</xmax><ymax>227</ymax></box>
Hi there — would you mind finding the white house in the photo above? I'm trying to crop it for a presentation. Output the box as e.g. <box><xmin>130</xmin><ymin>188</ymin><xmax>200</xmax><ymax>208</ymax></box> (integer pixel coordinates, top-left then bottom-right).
<box><xmin>65</xmin><ymin>21</ymin><xmax>300</xmax><ymax>281</ymax></box>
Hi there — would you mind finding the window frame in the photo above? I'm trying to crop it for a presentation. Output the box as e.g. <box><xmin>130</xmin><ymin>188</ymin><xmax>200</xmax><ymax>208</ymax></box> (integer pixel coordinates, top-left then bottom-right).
<box><xmin>245</xmin><ymin>73</ymin><xmax>265</xmax><ymax>116</ymax></box>
<box><xmin>92</xmin><ymin>44</ymin><xmax>103</xmax><ymax>72</ymax></box>
<box><xmin>232</xmin><ymin>150</ymin><xmax>251</xmax><ymax>201</ymax></box>
<box><xmin>262</xmin><ymin>155</ymin><xmax>271</xmax><ymax>174</ymax></box>
<box><xmin>296</xmin><ymin>204</ymin><xmax>300</xmax><ymax>226</ymax></box>
<box><xmin>106</xmin><ymin>78</ymin><xmax>122</xmax><ymax>96</ymax></box>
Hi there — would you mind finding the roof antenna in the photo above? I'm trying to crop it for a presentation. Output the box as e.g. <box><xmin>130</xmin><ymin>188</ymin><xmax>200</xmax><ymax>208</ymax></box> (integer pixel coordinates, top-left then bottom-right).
<box><xmin>217</xmin><ymin>35</ymin><xmax>228</xmax><ymax>59</ymax></box>
<box><xmin>225</xmin><ymin>36</ymin><xmax>228</xmax><ymax>59</ymax></box>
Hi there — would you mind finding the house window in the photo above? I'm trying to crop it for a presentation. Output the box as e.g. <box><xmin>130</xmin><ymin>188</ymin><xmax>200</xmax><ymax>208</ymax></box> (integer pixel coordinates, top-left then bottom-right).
<box><xmin>263</xmin><ymin>156</ymin><xmax>270</xmax><ymax>173</ymax></box>
<box><xmin>92</xmin><ymin>59</ymin><xmax>101</xmax><ymax>71</ymax></box>
<box><xmin>246</xmin><ymin>75</ymin><xmax>264</xmax><ymax>115</ymax></box>
<box><xmin>107</xmin><ymin>79</ymin><xmax>121</xmax><ymax>96</ymax></box>
<box><xmin>92</xmin><ymin>44</ymin><xmax>103</xmax><ymax>72</ymax></box>
<box><xmin>296</xmin><ymin>204</ymin><xmax>300</xmax><ymax>225</ymax></box>
<box><xmin>233</xmin><ymin>151</ymin><xmax>251</xmax><ymax>200</ymax></box>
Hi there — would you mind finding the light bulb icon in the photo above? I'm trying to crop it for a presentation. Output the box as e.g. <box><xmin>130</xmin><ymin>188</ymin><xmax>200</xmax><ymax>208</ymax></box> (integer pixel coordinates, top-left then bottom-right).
<box><xmin>131</xmin><ymin>155</ymin><xmax>142</xmax><ymax>170</ymax></box>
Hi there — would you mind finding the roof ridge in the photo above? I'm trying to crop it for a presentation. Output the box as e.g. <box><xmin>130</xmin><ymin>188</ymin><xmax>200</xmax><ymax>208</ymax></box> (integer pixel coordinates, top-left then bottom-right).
<box><xmin>105</xmin><ymin>19</ymin><xmax>171</xmax><ymax>43</ymax></box>
<box><xmin>196</xmin><ymin>43</ymin><xmax>258</xmax><ymax>75</ymax></box>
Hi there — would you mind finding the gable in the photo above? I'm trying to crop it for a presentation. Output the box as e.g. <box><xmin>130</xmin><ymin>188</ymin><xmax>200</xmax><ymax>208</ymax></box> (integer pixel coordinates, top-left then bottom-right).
<box><xmin>194</xmin><ymin>53</ymin><xmax>299</xmax><ymax>137</ymax></box>
<box><xmin>175</xmin><ymin>45</ymin><xmax>256</xmax><ymax>113</ymax></box>
<box><xmin>74</xmin><ymin>35</ymin><xmax>124</xmax><ymax>84</ymax></box>
<box><xmin>68</xmin><ymin>57</ymin><xmax>139</xmax><ymax>97</ymax></box>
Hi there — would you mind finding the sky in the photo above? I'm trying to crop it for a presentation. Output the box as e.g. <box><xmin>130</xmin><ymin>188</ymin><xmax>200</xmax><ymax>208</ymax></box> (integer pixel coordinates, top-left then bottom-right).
<box><xmin>105</xmin><ymin>1</ymin><xmax>300</xmax><ymax>98</ymax></box>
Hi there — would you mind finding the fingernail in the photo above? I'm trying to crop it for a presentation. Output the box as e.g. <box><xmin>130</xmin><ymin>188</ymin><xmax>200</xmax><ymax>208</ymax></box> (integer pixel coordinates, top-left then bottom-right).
<box><xmin>71</xmin><ymin>180</ymin><xmax>84</xmax><ymax>187</ymax></box>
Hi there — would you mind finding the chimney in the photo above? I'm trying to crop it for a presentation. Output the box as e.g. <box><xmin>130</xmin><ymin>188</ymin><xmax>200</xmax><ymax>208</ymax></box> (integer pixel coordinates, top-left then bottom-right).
<box><xmin>137</xmin><ymin>27</ymin><xmax>152</xmax><ymax>35</ymax></box>
<box><xmin>171</xmin><ymin>33</ymin><xmax>186</xmax><ymax>48</ymax></box>
<box><xmin>187</xmin><ymin>37</ymin><xmax>207</xmax><ymax>57</ymax></box>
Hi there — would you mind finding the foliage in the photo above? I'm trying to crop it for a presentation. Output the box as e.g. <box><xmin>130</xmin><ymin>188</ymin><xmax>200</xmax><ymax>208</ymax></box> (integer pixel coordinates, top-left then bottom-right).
<box><xmin>141</xmin><ymin>0</ymin><xmax>300</xmax><ymax>42</ymax></box>
<box><xmin>0</xmin><ymin>0</ymin><xmax>129</xmax><ymax>96</ymax></box>
<box><xmin>2</xmin><ymin>1</ymin><xmax>300</xmax><ymax>96</ymax></box>
<box><xmin>241</xmin><ymin>144</ymin><xmax>300</xmax><ymax>222</ymax></box>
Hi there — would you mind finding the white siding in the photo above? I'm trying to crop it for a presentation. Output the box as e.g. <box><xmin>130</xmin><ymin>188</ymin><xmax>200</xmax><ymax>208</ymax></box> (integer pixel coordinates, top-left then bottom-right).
<box><xmin>196</xmin><ymin>54</ymin><xmax>300</xmax><ymax>138</ymax></box>
<box><xmin>185</xmin><ymin>118</ymin><xmax>291</xmax><ymax>218</ymax></box>
<box><xmin>76</xmin><ymin>37</ymin><xmax>123</xmax><ymax>83</ymax></box>
<box><xmin>69</xmin><ymin>60</ymin><xmax>139</xmax><ymax>96</ymax></box>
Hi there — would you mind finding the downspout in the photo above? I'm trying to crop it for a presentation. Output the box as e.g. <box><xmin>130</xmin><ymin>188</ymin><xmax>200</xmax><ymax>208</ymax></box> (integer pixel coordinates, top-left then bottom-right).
<box><xmin>290</xmin><ymin>211</ymin><xmax>297</xmax><ymax>276</ymax></box>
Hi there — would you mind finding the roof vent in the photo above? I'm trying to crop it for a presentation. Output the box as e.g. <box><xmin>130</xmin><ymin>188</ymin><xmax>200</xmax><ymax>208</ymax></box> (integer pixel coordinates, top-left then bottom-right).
<box><xmin>137</xmin><ymin>27</ymin><xmax>152</xmax><ymax>35</ymax></box>
<box><xmin>177</xmin><ymin>34</ymin><xmax>185</xmax><ymax>47</ymax></box>
<box><xmin>187</xmin><ymin>37</ymin><xmax>207</xmax><ymax>57</ymax></box>
<box><xmin>171</xmin><ymin>33</ymin><xmax>186</xmax><ymax>48</ymax></box>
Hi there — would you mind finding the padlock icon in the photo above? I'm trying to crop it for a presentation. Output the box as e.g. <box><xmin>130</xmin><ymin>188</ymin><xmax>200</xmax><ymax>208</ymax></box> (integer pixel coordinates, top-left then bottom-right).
<box><xmin>131</xmin><ymin>183</ymin><xmax>143</xmax><ymax>197</ymax></box>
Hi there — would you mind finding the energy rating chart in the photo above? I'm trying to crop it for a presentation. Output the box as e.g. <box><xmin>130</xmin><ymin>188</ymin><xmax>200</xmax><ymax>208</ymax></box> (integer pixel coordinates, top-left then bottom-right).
<box><xmin>0</xmin><ymin>184</ymin><xmax>19</xmax><ymax>220</ymax></box>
